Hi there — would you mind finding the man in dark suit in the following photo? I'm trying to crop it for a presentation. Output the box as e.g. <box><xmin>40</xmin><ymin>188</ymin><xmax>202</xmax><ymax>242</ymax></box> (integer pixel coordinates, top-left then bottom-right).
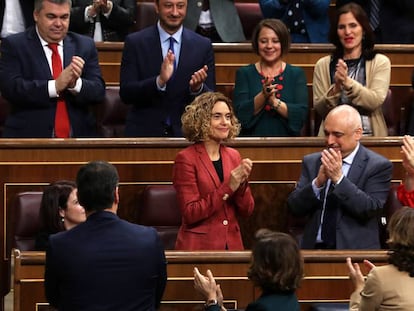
<box><xmin>288</xmin><ymin>105</ymin><xmax>392</xmax><ymax>249</ymax></box>
<box><xmin>0</xmin><ymin>0</ymin><xmax>34</xmax><ymax>38</ymax></box>
<box><xmin>119</xmin><ymin>0</ymin><xmax>215</xmax><ymax>137</ymax></box>
<box><xmin>44</xmin><ymin>161</ymin><xmax>167</xmax><ymax>310</ymax></box>
<box><xmin>69</xmin><ymin>0</ymin><xmax>136</xmax><ymax>42</ymax></box>
<box><xmin>0</xmin><ymin>0</ymin><xmax>105</xmax><ymax>138</ymax></box>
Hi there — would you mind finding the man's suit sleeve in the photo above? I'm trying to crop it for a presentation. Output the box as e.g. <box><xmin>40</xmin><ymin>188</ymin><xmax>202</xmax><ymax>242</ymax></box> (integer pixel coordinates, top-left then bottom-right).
<box><xmin>201</xmin><ymin>39</ymin><xmax>216</xmax><ymax>92</ymax></box>
<box><xmin>70</xmin><ymin>36</ymin><xmax>106</xmax><ymax>104</ymax></box>
<box><xmin>44</xmin><ymin>241</ymin><xmax>60</xmax><ymax>308</ymax></box>
<box><xmin>287</xmin><ymin>155</ymin><xmax>323</xmax><ymax>217</ymax></box>
<box><xmin>333</xmin><ymin>155</ymin><xmax>392</xmax><ymax>221</ymax></box>
<box><xmin>154</xmin><ymin>233</ymin><xmax>167</xmax><ymax>309</ymax></box>
<box><xmin>0</xmin><ymin>37</ymin><xmax>51</xmax><ymax>108</ymax></box>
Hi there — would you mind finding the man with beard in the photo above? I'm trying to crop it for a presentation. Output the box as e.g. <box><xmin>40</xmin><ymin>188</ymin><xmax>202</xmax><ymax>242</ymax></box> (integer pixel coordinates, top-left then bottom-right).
<box><xmin>119</xmin><ymin>0</ymin><xmax>215</xmax><ymax>137</ymax></box>
<box><xmin>288</xmin><ymin>104</ymin><xmax>392</xmax><ymax>249</ymax></box>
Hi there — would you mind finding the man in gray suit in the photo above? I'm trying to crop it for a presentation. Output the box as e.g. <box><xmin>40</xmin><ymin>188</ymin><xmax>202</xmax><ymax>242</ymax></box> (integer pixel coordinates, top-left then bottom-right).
<box><xmin>184</xmin><ymin>0</ymin><xmax>245</xmax><ymax>42</ymax></box>
<box><xmin>288</xmin><ymin>105</ymin><xmax>392</xmax><ymax>249</ymax></box>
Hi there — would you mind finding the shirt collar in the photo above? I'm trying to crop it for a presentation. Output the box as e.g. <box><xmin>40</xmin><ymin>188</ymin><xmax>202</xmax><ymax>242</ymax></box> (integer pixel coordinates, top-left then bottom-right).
<box><xmin>157</xmin><ymin>21</ymin><xmax>182</xmax><ymax>44</ymax></box>
<box><xmin>343</xmin><ymin>142</ymin><xmax>360</xmax><ymax>165</ymax></box>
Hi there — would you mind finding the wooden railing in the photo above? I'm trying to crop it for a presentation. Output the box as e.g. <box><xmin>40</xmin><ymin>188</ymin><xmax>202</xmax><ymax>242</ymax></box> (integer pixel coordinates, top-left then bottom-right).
<box><xmin>13</xmin><ymin>249</ymin><xmax>388</xmax><ymax>311</ymax></box>
<box><xmin>0</xmin><ymin>137</ymin><xmax>405</xmax><ymax>308</ymax></box>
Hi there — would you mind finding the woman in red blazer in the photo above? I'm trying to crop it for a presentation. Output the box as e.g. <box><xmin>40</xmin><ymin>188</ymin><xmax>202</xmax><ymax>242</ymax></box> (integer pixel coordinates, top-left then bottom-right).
<box><xmin>173</xmin><ymin>92</ymin><xmax>255</xmax><ymax>250</ymax></box>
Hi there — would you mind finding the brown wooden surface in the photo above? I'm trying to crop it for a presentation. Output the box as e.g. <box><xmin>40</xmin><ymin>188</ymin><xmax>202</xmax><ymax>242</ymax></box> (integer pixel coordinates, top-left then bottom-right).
<box><xmin>13</xmin><ymin>249</ymin><xmax>388</xmax><ymax>311</ymax></box>
<box><xmin>0</xmin><ymin>137</ymin><xmax>405</xmax><ymax>307</ymax></box>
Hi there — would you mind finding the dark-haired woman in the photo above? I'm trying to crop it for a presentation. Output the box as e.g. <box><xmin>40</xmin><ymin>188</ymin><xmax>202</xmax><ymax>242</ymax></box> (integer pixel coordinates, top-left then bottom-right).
<box><xmin>313</xmin><ymin>2</ymin><xmax>390</xmax><ymax>136</ymax></box>
<box><xmin>194</xmin><ymin>229</ymin><xmax>303</xmax><ymax>310</ymax></box>
<box><xmin>347</xmin><ymin>206</ymin><xmax>414</xmax><ymax>310</ymax></box>
<box><xmin>233</xmin><ymin>18</ymin><xmax>308</xmax><ymax>136</ymax></box>
<box><xmin>35</xmin><ymin>180</ymin><xmax>86</xmax><ymax>250</ymax></box>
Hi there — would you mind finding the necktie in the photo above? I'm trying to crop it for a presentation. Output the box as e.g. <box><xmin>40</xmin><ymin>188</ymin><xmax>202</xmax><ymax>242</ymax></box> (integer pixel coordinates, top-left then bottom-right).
<box><xmin>370</xmin><ymin>0</ymin><xmax>380</xmax><ymax>31</ymax></box>
<box><xmin>321</xmin><ymin>181</ymin><xmax>337</xmax><ymax>248</ymax></box>
<box><xmin>168</xmin><ymin>36</ymin><xmax>177</xmax><ymax>71</ymax></box>
<box><xmin>48</xmin><ymin>43</ymin><xmax>70</xmax><ymax>138</ymax></box>
<box><xmin>202</xmin><ymin>0</ymin><xmax>210</xmax><ymax>11</ymax></box>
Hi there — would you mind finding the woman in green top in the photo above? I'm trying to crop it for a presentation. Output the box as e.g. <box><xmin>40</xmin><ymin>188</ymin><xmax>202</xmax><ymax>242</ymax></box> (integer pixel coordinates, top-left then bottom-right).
<box><xmin>233</xmin><ymin>19</ymin><xmax>308</xmax><ymax>136</ymax></box>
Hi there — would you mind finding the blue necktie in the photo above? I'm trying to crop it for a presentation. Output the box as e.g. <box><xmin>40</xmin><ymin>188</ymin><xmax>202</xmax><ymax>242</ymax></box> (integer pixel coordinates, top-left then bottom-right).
<box><xmin>168</xmin><ymin>36</ymin><xmax>176</xmax><ymax>71</ymax></box>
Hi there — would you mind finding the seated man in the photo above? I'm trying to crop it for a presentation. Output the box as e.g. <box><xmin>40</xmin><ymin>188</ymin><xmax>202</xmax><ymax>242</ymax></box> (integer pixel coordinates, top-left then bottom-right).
<box><xmin>288</xmin><ymin>105</ymin><xmax>392</xmax><ymax>249</ymax></box>
<box><xmin>44</xmin><ymin>161</ymin><xmax>167</xmax><ymax>310</ymax></box>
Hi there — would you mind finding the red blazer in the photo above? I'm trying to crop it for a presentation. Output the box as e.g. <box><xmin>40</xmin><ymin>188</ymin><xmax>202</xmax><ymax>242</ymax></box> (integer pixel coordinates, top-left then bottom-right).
<box><xmin>173</xmin><ymin>143</ymin><xmax>254</xmax><ymax>250</ymax></box>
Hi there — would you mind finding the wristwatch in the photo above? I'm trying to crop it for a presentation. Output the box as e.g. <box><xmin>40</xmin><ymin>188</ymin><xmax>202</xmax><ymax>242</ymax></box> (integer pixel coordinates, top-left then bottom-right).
<box><xmin>205</xmin><ymin>298</ymin><xmax>218</xmax><ymax>308</ymax></box>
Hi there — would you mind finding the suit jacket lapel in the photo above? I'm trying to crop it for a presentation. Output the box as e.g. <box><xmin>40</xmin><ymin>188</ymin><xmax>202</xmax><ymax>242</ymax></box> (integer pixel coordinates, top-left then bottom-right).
<box><xmin>347</xmin><ymin>145</ymin><xmax>367</xmax><ymax>184</ymax></box>
<box><xmin>195</xmin><ymin>143</ymin><xmax>222</xmax><ymax>188</ymax></box>
<box><xmin>63</xmin><ymin>35</ymin><xmax>75</xmax><ymax>68</ymax></box>
<box><xmin>27</xmin><ymin>27</ymin><xmax>53</xmax><ymax>79</ymax></box>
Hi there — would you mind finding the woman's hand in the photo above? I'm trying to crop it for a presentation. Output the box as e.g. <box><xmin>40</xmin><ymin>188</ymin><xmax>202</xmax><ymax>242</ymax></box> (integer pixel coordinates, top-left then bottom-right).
<box><xmin>346</xmin><ymin>257</ymin><xmax>374</xmax><ymax>293</ymax></box>
<box><xmin>229</xmin><ymin>158</ymin><xmax>253</xmax><ymax>192</ymax></box>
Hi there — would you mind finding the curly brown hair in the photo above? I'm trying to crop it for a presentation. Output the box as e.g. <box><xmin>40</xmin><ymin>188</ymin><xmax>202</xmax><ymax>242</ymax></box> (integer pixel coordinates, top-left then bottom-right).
<box><xmin>387</xmin><ymin>206</ymin><xmax>414</xmax><ymax>277</ymax></box>
<box><xmin>181</xmin><ymin>92</ymin><xmax>241</xmax><ymax>142</ymax></box>
<box><xmin>247</xmin><ymin>229</ymin><xmax>303</xmax><ymax>293</ymax></box>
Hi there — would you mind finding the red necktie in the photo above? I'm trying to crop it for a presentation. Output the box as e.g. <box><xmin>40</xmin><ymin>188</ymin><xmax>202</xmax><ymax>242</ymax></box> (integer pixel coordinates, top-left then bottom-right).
<box><xmin>48</xmin><ymin>43</ymin><xmax>70</xmax><ymax>138</ymax></box>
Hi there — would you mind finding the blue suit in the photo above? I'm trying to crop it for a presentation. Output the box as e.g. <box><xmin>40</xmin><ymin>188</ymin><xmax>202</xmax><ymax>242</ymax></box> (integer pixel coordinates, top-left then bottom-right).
<box><xmin>259</xmin><ymin>0</ymin><xmax>330</xmax><ymax>43</ymax></box>
<box><xmin>45</xmin><ymin>211</ymin><xmax>167</xmax><ymax>311</ymax></box>
<box><xmin>287</xmin><ymin>145</ymin><xmax>392</xmax><ymax>249</ymax></box>
<box><xmin>0</xmin><ymin>27</ymin><xmax>105</xmax><ymax>137</ymax></box>
<box><xmin>119</xmin><ymin>25</ymin><xmax>215</xmax><ymax>137</ymax></box>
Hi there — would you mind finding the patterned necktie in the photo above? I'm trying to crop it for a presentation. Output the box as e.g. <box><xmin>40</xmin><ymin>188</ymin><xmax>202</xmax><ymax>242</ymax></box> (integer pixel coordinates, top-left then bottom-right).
<box><xmin>48</xmin><ymin>43</ymin><xmax>70</xmax><ymax>138</ymax></box>
<box><xmin>370</xmin><ymin>0</ymin><xmax>380</xmax><ymax>30</ymax></box>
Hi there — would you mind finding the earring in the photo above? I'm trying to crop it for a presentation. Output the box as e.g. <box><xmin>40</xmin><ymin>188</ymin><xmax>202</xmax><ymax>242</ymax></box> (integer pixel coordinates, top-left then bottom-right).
<box><xmin>61</xmin><ymin>217</ymin><xmax>64</xmax><ymax>222</ymax></box>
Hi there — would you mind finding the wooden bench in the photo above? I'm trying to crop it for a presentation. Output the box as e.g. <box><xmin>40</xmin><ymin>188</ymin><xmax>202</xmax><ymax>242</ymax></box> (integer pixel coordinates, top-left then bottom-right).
<box><xmin>13</xmin><ymin>249</ymin><xmax>388</xmax><ymax>311</ymax></box>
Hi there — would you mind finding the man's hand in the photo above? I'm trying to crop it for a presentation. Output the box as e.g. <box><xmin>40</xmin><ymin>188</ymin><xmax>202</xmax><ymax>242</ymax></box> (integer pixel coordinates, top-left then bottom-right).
<box><xmin>189</xmin><ymin>65</ymin><xmax>208</xmax><ymax>93</ymax></box>
<box><xmin>320</xmin><ymin>148</ymin><xmax>343</xmax><ymax>184</ymax></box>
<box><xmin>55</xmin><ymin>56</ymin><xmax>84</xmax><ymax>93</ymax></box>
<box><xmin>158</xmin><ymin>50</ymin><xmax>175</xmax><ymax>87</ymax></box>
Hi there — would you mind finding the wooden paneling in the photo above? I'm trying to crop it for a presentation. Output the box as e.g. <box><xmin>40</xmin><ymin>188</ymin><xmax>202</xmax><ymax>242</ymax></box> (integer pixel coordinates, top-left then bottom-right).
<box><xmin>13</xmin><ymin>249</ymin><xmax>388</xmax><ymax>311</ymax></box>
<box><xmin>98</xmin><ymin>43</ymin><xmax>414</xmax><ymax>87</ymax></box>
<box><xmin>0</xmin><ymin>137</ymin><xmax>406</xmax><ymax>307</ymax></box>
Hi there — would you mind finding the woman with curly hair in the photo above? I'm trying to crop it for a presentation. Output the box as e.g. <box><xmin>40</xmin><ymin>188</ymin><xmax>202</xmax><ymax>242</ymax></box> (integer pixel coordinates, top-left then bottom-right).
<box><xmin>173</xmin><ymin>92</ymin><xmax>254</xmax><ymax>250</ymax></box>
<box><xmin>347</xmin><ymin>206</ymin><xmax>414</xmax><ymax>310</ymax></box>
<box><xmin>194</xmin><ymin>229</ymin><xmax>303</xmax><ymax>310</ymax></box>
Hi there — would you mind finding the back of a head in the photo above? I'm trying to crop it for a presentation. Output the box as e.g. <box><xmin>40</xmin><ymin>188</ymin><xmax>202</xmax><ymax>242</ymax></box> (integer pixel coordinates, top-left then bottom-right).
<box><xmin>248</xmin><ymin>229</ymin><xmax>303</xmax><ymax>293</ymax></box>
<box><xmin>76</xmin><ymin>161</ymin><xmax>119</xmax><ymax>212</ymax></box>
<box><xmin>387</xmin><ymin>207</ymin><xmax>414</xmax><ymax>249</ymax></box>
<box><xmin>387</xmin><ymin>207</ymin><xmax>414</xmax><ymax>276</ymax></box>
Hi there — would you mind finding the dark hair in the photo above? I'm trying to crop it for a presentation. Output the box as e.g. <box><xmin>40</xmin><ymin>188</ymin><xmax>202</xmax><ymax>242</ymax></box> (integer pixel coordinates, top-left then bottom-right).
<box><xmin>39</xmin><ymin>180</ymin><xmax>76</xmax><ymax>233</ymax></box>
<box><xmin>387</xmin><ymin>207</ymin><xmax>414</xmax><ymax>277</ymax></box>
<box><xmin>247</xmin><ymin>229</ymin><xmax>303</xmax><ymax>293</ymax></box>
<box><xmin>251</xmin><ymin>19</ymin><xmax>291</xmax><ymax>58</ymax></box>
<box><xmin>35</xmin><ymin>0</ymin><xmax>72</xmax><ymax>12</ymax></box>
<box><xmin>76</xmin><ymin>161</ymin><xmax>119</xmax><ymax>212</ymax></box>
<box><xmin>329</xmin><ymin>3</ymin><xmax>376</xmax><ymax>60</ymax></box>
<box><xmin>181</xmin><ymin>92</ymin><xmax>240</xmax><ymax>142</ymax></box>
